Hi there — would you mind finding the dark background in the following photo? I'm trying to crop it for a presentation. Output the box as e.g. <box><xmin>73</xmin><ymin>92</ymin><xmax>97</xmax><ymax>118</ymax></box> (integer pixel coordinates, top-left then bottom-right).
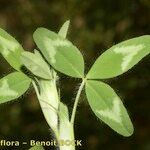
<box><xmin>0</xmin><ymin>0</ymin><xmax>150</xmax><ymax>150</ymax></box>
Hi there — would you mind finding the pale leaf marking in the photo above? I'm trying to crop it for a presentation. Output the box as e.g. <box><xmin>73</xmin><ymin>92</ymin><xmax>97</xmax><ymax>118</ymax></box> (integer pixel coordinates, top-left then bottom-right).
<box><xmin>96</xmin><ymin>97</ymin><xmax>122</xmax><ymax>123</ymax></box>
<box><xmin>113</xmin><ymin>44</ymin><xmax>145</xmax><ymax>71</ymax></box>
<box><xmin>0</xmin><ymin>79</ymin><xmax>18</xmax><ymax>97</ymax></box>
<box><xmin>44</xmin><ymin>37</ymin><xmax>71</xmax><ymax>64</ymax></box>
<box><xmin>0</xmin><ymin>36</ymin><xmax>19</xmax><ymax>56</ymax></box>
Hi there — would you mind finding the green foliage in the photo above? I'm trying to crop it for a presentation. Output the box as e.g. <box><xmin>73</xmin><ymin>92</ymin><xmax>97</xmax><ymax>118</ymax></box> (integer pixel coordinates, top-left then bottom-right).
<box><xmin>0</xmin><ymin>28</ymin><xmax>24</xmax><ymax>71</ymax></box>
<box><xmin>21</xmin><ymin>50</ymin><xmax>52</xmax><ymax>79</ymax></box>
<box><xmin>85</xmin><ymin>80</ymin><xmax>133</xmax><ymax>136</ymax></box>
<box><xmin>87</xmin><ymin>35</ymin><xmax>150</xmax><ymax>79</ymax></box>
<box><xmin>33</xmin><ymin>28</ymin><xmax>84</xmax><ymax>78</ymax></box>
<box><xmin>58</xmin><ymin>20</ymin><xmax>70</xmax><ymax>38</ymax></box>
<box><xmin>0</xmin><ymin>72</ymin><xmax>31</xmax><ymax>103</ymax></box>
<box><xmin>0</xmin><ymin>20</ymin><xmax>150</xmax><ymax>147</ymax></box>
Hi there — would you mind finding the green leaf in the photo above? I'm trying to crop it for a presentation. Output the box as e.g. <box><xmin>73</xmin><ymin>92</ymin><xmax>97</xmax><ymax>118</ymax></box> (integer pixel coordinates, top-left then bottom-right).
<box><xmin>0</xmin><ymin>72</ymin><xmax>31</xmax><ymax>103</ymax></box>
<box><xmin>0</xmin><ymin>28</ymin><xmax>24</xmax><ymax>70</ymax></box>
<box><xmin>33</xmin><ymin>28</ymin><xmax>84</xmax><ymax>78</ymax></box>
<box><xmin>29</xmin><ymin>145</ymin><xmax>44</xmax><ymax>150</ymax></box>
<box><xmin>87</xmin><ymin>35</ymin><xmax>150</xmax><ymax>79</ymax></box>
<box><xmin>85</xmin><ymin>80</ymin><xmax>134</xmax><ymax>137</ymax></box>
<box><xmin>21</xmin><ymin>50</ymin><xmax>52</xmax><ymax>79</ymax></box>
<box><xmin>58</xmin><ymin>20</ymin><xmax>70</xmax><ymax>38</ymax></box>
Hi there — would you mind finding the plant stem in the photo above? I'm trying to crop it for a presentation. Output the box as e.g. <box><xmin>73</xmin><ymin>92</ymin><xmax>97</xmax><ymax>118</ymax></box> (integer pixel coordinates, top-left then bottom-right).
<box><xmin>71</xmin><ymin>79</ymin><xmax>85</xmax><ymax>124</ymax></box>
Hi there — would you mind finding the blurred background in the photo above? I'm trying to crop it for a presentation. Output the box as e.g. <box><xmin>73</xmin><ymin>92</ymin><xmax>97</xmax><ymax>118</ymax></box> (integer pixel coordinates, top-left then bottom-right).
<box><xmin>0</xmin><ymin>0</ymin><xmax>150</xmax><ymax>150</ymax></box>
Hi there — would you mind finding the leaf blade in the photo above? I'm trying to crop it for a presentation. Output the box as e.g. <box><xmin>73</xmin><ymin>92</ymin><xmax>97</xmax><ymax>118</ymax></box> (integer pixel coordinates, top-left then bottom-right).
<box><xmin>58</xmin><ymin>20</ymin><xmax>70</xmax><ymax>38</ymax></box>
<box><xmin>0</xmin><ymin>28</ymin><xmax>24</xmax><ymax>70</ymax></box>
<box><xmin>87</xmin><ymin>35</ymin><xmax>150</xmax><ymax>79</ymax></box>
<box><xmin>33</xmin><ymin>28</ymin><xmax>84</xmax><ymax>78</ymax></box>
<box><xmin>21</xmin><ymin>51</ymin><xmax>52</xmax><ymax>79</ymax></box>
<box><xmin>0</xmin><ymin>72</ymin><xmax>31</xmax><ymax>103</ymax></box>
<box><xmin>85</xmin><ymin>80</ymin><xmax>134</xmax><ymax>136</ymax></box>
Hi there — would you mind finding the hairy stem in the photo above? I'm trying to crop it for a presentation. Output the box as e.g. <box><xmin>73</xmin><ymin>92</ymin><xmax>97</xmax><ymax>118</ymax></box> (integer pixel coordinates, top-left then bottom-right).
<box><xmin>32</xmin><ymin>79</ymin><xmax>59</xmax><ymax>139</ymax></box>
<box><xmin>71</xmin><ymin>79</ymin><xmax>85</xmax><ymax>124</ymax></box>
